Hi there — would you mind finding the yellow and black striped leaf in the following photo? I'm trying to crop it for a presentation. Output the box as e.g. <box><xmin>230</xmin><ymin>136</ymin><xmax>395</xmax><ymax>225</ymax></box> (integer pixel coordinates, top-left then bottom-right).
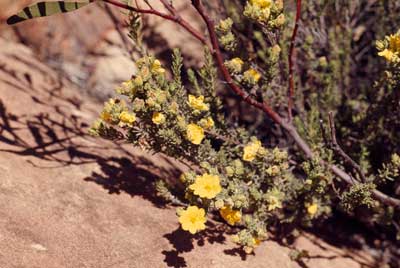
<box><xmin>7</xmin><ymin>1</ymin><xmax>95</xmax><ymax>25</ymax></box>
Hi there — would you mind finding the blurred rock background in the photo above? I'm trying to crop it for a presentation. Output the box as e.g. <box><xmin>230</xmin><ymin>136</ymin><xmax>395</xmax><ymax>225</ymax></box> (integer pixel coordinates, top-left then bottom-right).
<box><xmin>0</xmin><ymin>0</ymin><xmax>204</xmax><ymax>100</ymax></box>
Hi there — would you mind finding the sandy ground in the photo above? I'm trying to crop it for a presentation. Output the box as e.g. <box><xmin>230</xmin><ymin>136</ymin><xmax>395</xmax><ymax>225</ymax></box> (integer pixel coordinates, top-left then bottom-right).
<box><xmin>0</xmin><ymin>10</ymin><xmax>375</xmax><ymax>268</ymax></box>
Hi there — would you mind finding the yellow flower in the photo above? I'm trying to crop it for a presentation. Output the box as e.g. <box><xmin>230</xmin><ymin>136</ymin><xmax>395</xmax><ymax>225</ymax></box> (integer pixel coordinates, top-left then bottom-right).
<box><xmin>266</xmin><ymin>195</ymin><xmax>282</xmax><ymax>211</ymax></box>
<box><xmin>392</xmin><ymin>153</ymin><xmax>400</xmax><ymax>166</ymax></box>
<box><xmin>100</xmin><ymin>111</ymin><xmax>112</xmax><ymax>123</ymax></box>
<box><xmin>188</xmin><ymin>95</ymin><xmax>209</xmax><ymax>111</ymax></box>
<box><xmin>179</xmin><ymin>206</ymin><xmax>207</xmax><ymax>234</ymax></box>
<box><xmin>231</xmin><ymin>57</ymin><xmax>244</xmax><ymax>66</ymax></box>
<box><xmin>242</xmin><ymin>139</ymin><xmax>262</xmax><ymax>162</ymax></box>
<box><xmin>217</xmin><ymin>18</ymin><xmax>233</xmax><ymax>33</ymax></box>
<box><xmin>151</xmin><ymin>59</ymin><xmax>166</xmax><ymax>75</ymax></box>
<box><xmin>252</xmin><ymin>237</ymin><xmax>261</xmax><ymax>246</ymax></box>
<box><xmin>243</xmin><ymin>68</ymin><xmax>261</xmax><ymax>84</ymax></box>
<box><xmin>244</xmin><ymin>0</ymin><xmax>273</xmax><ymax>23</ymax></box>
<box><xmin>186</xmin><ymin>123</ymin><xmax>205</xmax><ymax>145</ymax></box>
<box><xmin>378</xmin><ymin>34</ymin><xmax>400</xmax><ymax>62</ymax></box>
<box><xmin>378</xmin><ymin>49</ymin><xmax>394</xmax><ymax>61</ymax></box>
<box><xmin>226</xmin><ymin>57</ymin><xmax>244</xmax><ymax>73</ymax></box>
<box><xmin>199</xmin><ymin>117</ymin><xmax>215</xmax><ymax>129</ymax></box>
<box><xmin>259</xmin><ymin>6</ymin><xmax>271</xmax><ymax>21</ymax></box>
<box><xmin>307</xmin><ymin>203</ymin><xmax>318</xmax><ymax>216</ymax></box>
<box><xmin>389</xmin><ymin>34</ymin><xmax>400</xmax><ymax>52</ymax></box>
<box><xmin>152</xmin><ymin>112</ymin><xmax>166</xmax><ymax>125</ymax></box>
<box><xmin>189</xmin><ymin>173</ymin><xmax>222</xmax><ymax>199</ymax></box>
<box><xmin>220</xmin><ymin>206</ymin><xmax>242</xmax><ymax>225</ymax></box>
<box><xmin>119</xmin><ymin>111</ymin><xmax>136</xmax><ymax>125</ymax></box>
<box><xmin>250</xmin><ymin>0</ymin><xmax>272</xmax><ymax>9</ymax></box>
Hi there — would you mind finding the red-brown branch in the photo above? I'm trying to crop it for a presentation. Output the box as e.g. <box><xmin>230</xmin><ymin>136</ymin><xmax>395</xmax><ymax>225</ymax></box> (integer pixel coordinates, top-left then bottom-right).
<box><xmin>191</xmin><ymin>0</ymin><xmax>283</xmax><ymax>125</ymax></box>
<box><xmin>159</xmin><ymin>0</ymin><xmax>176</xmax><ymax>15</ymax></box>
<box><xmin>103</xmin><ymin>0</ymin><xmax>207</xmax><ymax>44</ymax></box>
<box><xmin>287</xmin><ymin>0</ymin><xmax>302</xmax><ymax>122</ymax></box>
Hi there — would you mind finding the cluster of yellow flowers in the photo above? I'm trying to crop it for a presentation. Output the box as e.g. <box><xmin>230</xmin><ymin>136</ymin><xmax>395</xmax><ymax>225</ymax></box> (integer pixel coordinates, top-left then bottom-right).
<box><xmin>244</xmin><ymin>0</ymin><xmax>284</xmax><ymax>26</ymax></box>
<box><xmin>186</xmin><ymin>123</ymin><xmax>205</xmax><ymax>145</ymax></box>
<box><xmin>152</xmin><ymin>112</ymin><xmax>165</xmax><ymax>125</ymax></box>
<box><xmin>90</xmin><ymin>47</ymin><xmax>332</xmax><ymax>256</ymax></box>
<box><xmin>188</xmin><ymin>94</ymin><xmax>209</xmax><ymax>112</ymax></box>
<box><xmin>225</xmin><ymin>58</ymin><xmax>262</xmax><ymax>85</ymax></box>
<box><xmin>377</xmin><ymin>32</ymin><xmax>400</xmax><ymax>63</ymax></box>
<box><xmin>178</xmin><ymin>202</ymin><xmax>250</xmax><ymax>236</ymax></box>
<box><xmin>225</xmin><ymin>57</ymin><xmax>244</xmax><ymax>74</ymax></box>
<box><xmin>215</xmin><ymin>18</ymin><xmax>237</xmax><ymax>51</ymax></box>
<box><xmin>178</xmin><ymin>203</ymin><xmax>244</xmax><ymax>235</ymax></box>
<box><xmin>178</xmin><ymin>173</ymin><xmax>223</xmax><ymax>234</ymax></box>
<box><xmin>97</xmin><ymin>56</ymin><xmax>219</xmax><ymax>148</ymax></box>
<box><xmin>185</xmin><ymin>94</ymin><xmax>214</xmax><ymax>145</ymax></box>
<box><xmin>242</xmin><ymin>138</ymin><xmax>264</xmax><ymax>162</ymax></box>
<box><xmin>151</xmin><ymin>59</ymin><xmax>166</xmax><ymax>75</ymax></box>
<box><xmin>219</xmin><ymin>206</ymin><xmax>242</xmax><ymax>225</ymax></box>
<box><xmin>243</xmin><ymin>68</ymin><xmax>262</xmax><ymax>84</ymax></box>
<box><xmin>119</xmin><ymin>111</ymin><xmax>136</xmax><ymax>125</ymax></box>
<box><xmin>178</xmin><ymin>137</ymin><xmax>291</xmax><ymax>238</ymax></box>
<box><xmin>100</xmin><ymin>99</ymin><xmax>137</xmax><ymax>128</ymax></box>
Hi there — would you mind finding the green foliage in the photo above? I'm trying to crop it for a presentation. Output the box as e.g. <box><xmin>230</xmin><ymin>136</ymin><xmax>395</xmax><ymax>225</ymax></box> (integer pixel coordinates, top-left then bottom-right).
<box><xmin>340</xmin><ymin>183</ymin><xmax>376</xmax><ymax>213</ymax></box>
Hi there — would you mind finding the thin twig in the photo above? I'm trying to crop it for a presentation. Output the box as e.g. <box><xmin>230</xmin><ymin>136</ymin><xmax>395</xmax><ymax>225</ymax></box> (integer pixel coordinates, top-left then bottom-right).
<box><xmin>287</xmin><ymin>0</ymin><xmax>302</xmax><ymax>122</ymax></box>
<box><xmin>205</xmin><ymin>130</ymin><xmax>241</xmax><ymax>146</ymax></box>
<box><xmin>319</xmin><ymin>119</ymin><xmax>329</xmax><ymax>146</ymax></box>
<box><xmin>328</xmin><ymin>111</ymin><xmax>366</xmax><ymax>182</ymax></box>
<box><xmin>103</xmin><ymin>4</ymin><xmax>135</xmax><ymax>60</ymax></box>
<box><xmin>159</xmin><ymin>0</ymin><xmax>176</xmax><ymax>15</ymax></box>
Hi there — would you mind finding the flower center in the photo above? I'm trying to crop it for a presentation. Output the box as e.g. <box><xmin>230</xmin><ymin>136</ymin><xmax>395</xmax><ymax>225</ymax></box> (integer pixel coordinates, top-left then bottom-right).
<box><xmin>190</xmin><ymin>216</ymin><xmax>197</xmax><ymax>223</ymax></box>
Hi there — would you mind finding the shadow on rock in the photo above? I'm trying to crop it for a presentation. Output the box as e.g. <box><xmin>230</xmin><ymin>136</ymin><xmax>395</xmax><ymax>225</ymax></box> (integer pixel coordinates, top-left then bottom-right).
<box><xmin>84</xmin><ymin>155</ymin><xmax>180</xmax><ymax>207</ymax></box>
<box><xmin>162</xmin><ymin>221</ymin><xmax>241</xmax><ymax>268</ymax></box>
<box><xmin>0</xmin><ymin>66</ymin><xmax>181</xmax><ymax>208</ymax></box>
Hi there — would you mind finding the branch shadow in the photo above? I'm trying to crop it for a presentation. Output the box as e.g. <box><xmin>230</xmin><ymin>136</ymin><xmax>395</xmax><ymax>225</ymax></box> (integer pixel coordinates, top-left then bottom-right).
<box><xmin>162</xmin><ymin>221</ymin><xmax>242</xmax><ymax>268</ymax></box>
<box><xmin>0</xmin><ymin>57</ymin><xmax>181</xmax><ymax>208</ymax></box>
